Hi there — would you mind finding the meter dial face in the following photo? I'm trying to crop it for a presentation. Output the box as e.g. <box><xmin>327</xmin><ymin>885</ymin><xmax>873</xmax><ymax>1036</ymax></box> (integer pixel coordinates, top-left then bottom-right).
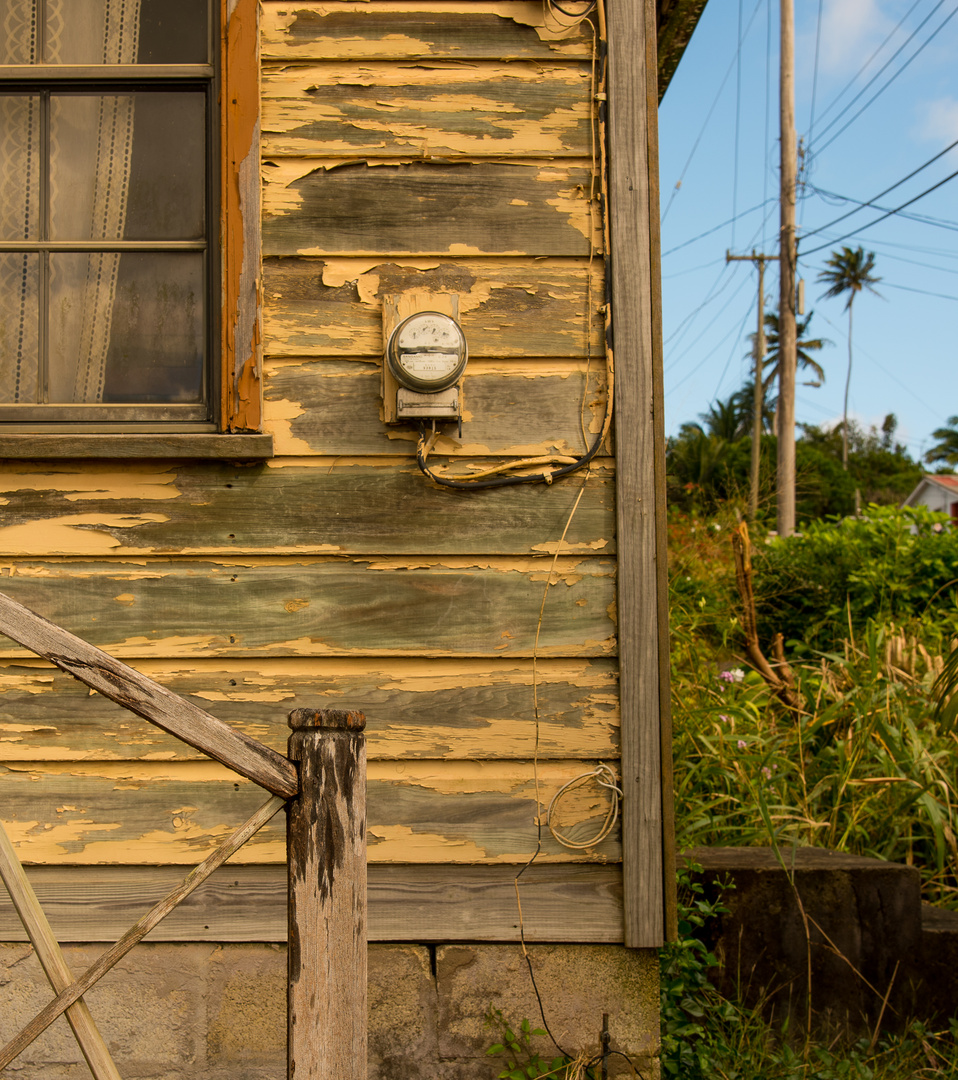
<box><xmin>386</xmin><ymin>312</ymin><xmax>467</xmax><ymax>393</ymax></box>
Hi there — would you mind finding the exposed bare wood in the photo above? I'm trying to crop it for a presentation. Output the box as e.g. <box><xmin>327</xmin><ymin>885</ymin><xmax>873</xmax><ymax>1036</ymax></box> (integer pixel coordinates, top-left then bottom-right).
<box><xmin>262</xmin><ymin>62</ymin><xmax>592</xmax><ymax>159</ymax></box>
<box><xmin>263</xmin><ymin>258</ymin><xmax>605</xmax><ymax>360</ymax></box>
<box><xmin>606</xmin><ymin>0</ymin><xmax>665</xmax><ymax>948</ymax></box>
<box><xmin>0</xmin><ymin>592</ymin><xmax>298</xmax><ymax>797</ymax></box>
<box><xmin>0</xmin><ymin>822</ymin><xmax>121</xmax><ymax>1080</ymax></box>
<box><xmin>0</xmin><ymin>795</ymin><xmax>285</xmax><ymax>1073</ymax></box>
<box><xmin>260</xmin><ymin>2</ymin><xmax>593</xmax><ymax>62</ymax></box>
<box><xmin>262</xmin><ymin>163</ymin><xmax>600</xmax><ymax>258</ymax></box>
<box><xmin>0</xmin><ymin>657</ymin><xmax>618</xmax><ymax>762</ymax></box>
<box><xmin>222</xmin><ymin>0</ymin><xmax>264</xmax><ymax>432</ymax></box>
<box><xmin>0</xmin><ymin>759</ymin><xmax>621</xmax><ymax>865</ymax></box>
<box><xmin>287</xmin><ymin>710</ymin><xmax>367</xmax><ymax>1080</ymax></box>
<box><xmin>0</xmin><ymin>560</ymin><xmax>615</xmax><ymax>660</ymax></box>
<box><xmin>0</xmin><ymin>863</ymin><xmax>624</xmax><ymax>943</ymax></box>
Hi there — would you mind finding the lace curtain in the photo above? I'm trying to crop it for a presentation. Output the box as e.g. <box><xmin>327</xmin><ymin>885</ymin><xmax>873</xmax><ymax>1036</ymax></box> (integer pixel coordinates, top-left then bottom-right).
<box><xmin>0</xmin><ymin>0</ymin><xmax>142</xmax><ymax>404</ymax></box>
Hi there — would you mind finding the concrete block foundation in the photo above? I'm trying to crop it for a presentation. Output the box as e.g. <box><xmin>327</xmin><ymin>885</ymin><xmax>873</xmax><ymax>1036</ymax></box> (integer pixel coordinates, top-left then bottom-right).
<box><xmin>0</xmin><ymin>942</ymin><xmax>659</xmax><ymax>1079</ymax></box>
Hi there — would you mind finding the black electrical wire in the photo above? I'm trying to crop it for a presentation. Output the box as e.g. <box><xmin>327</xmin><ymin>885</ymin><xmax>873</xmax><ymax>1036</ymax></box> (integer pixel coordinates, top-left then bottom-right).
<box><xmin>662</xmin><ymin>198</ymin><xmax>776</xmax><ymax>258</ymax></box>
<box><xmin>800</xmin><ymin>138</ymin><xmax>958</xmax><ymax>240</ymax></box>
<box><xmin>808</xmin><ymin>0</ymin><xmax>925</xmax><ymax>134</ymax></box>
<box><xmin>416</xmin><ymin>416</ymin><xmax>607</xmax><ymax>490</ymax></box>
<box><xmin>800</xmin><ymin>165</ymin><xmax>958</xmax><ymax>256</ymax></box>
<box><xmin>810</xmin><ymin>0</ymin><xmax>958</xmax><ymax>158</ymax></box>
<box><xmin>547</xmin><ymin>0</ymin><xmax>597</xmax><ymax>17</ymax></box>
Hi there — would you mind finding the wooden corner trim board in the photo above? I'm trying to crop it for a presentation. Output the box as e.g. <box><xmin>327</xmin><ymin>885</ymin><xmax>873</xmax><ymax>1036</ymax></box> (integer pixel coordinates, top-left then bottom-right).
<box><xmin>605</xmin><ymin>0</ymin><xmax>670</xmax><ymax>948</ymax></box>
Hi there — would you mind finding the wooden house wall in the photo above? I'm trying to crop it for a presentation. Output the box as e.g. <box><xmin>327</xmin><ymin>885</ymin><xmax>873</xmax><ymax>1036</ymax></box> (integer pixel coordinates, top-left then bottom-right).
<box><xmin>0</xmin><ymin>2</ymin><xmax>650</xmax><ymax>945</ymax></box>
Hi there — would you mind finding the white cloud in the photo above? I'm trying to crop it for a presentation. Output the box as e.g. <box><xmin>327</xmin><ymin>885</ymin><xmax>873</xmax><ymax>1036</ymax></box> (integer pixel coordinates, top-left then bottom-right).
<box><xmin>818</xmin><ymin>0</ymin><xmax>892</xmax><ymax>74</ymax></box>
<box><xmin>918</xmin><ymin>98</ymin><xmax>958</xmax><ymax>143</ymax></box>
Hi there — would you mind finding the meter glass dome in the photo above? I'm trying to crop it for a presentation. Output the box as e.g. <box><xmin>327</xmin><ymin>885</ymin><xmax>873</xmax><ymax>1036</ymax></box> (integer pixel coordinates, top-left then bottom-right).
<box><xmin>386</xmin><ymin>312</ymin><xmax>467</xmax><ymax>393</ymax></box>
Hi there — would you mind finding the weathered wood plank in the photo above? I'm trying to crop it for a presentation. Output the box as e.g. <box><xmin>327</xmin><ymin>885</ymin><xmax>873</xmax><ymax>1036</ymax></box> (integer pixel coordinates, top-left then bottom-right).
<box><xmin>0</xmin><ymin>760</ymin><xmax>622</xmax><ymax>864</ymax></box>
<box><xmin>263</xmin><ymin>258</ymin><xmax>604</xmax><ymax>360</ymax></box>
<box><xmin>0</xmin><ymin>559</ymin><xmax>615</xmax><ymax>659</ymax></box>
<box><xmin>0</xmin><ymin>863</ymin><xmax>624</xmax><ymax>943</ymax></box>
<box><xmin>260</xmin><ymin>2</ymin><xmax>593</xmax><ymax>62</ymax></box>
<box><xmin>607</xmin><ymin>0</ymin><xmax>665</xmax><ymax>948</ymax></box>
<box><xmin>0</xmin><ymin>593</ymin><xmax>298</xmax><ymax>798</ymax></box>
<box><xmin>262</xmin><ymin>62</ymin><xmax>592</xmax><ymax>159</ymax></box>
<box><xmin>265</xmin><ymin>363</ymin><xmax>611</xmax><ymax>458</ymax></box>
<box><xmin>0</xmin><ymin>459</ymin><xmax>613</xmax><ymax>555</ymax></box>
<box><xmin>0</xmin><ymin>657</ymin><xmax>619</xmax><ymax>762</ymax></box>
<box><xmin>262</xmin><ymin>163</ymin><xmax>600</xmax><ymax>257</ymax></box>
<box><xmin>287</xmin><ymin>711</ymin><xmax>367</xmax><ymax>1079</ymax></box>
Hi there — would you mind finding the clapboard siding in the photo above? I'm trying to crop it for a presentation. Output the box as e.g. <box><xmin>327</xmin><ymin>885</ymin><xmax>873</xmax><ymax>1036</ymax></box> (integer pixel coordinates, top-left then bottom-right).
<box><xmin>0</xmin><ymin>658</ymin><xmax>618</xmax><ymax>762</ymax></box>
<box><xmin>1</xmin><ymin>760</ymin><xmax>621</xmax><ymax>865</ymax></box>
<box><xmin>0</xmin><ymin>559</ymin><xmax>615</xmax><ymax>659</ymax></box>
<box><xmin>263</xmin><ymin>259</ymin><xmax>604</xmax><ymax>360</ymax></box>
<box><xmin>262</xmin><ymin>62</ymin><xmax>593</xmax><ymax>159</ymax></box>
<box><xmin>260</xmin><ymin>2</ymin><xmax>594</xmax><ymax>62</ymax></box>
<box><xmin>262</xmin><ymin>162</ymin><xmax>601</xmax><ymax>257</ymax></box>
<box><xmin>265</xmin><ymin>364</ymin><xmax>611</xmax><ymax>457</ymax></box>
<box><xmin>0</xmin><ymin>461</ymin><xmax>614</xmax><ymax>555</ymax></box>
<box><xmin>0</xmin><ymin>864</ymin><xmax>624</xmax><ymax>943</ymax></box>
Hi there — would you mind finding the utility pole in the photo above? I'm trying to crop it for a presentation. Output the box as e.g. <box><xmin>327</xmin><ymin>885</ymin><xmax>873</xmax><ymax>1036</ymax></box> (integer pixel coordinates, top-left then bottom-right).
<box><xmin>726</xmin><ymin>250</ymin><xmax>778</xmax><ymax>520</ymax></box>
<box><xmin>778</xmin><ymin>0</ymin><xmax>798</xmax><ymax>537</ymax></box>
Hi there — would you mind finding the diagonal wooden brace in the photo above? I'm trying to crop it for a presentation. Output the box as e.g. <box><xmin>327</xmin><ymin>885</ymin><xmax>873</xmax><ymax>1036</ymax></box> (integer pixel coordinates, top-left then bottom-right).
<box><xmin>0</xmin><ymin>795</ymin><xmax>286</xmax><ymax>1072</ymax></box>
<box><xmin>0</xmin><ymin>822</ymin><xmax>122</xmax><ymax>1080</ymax></box>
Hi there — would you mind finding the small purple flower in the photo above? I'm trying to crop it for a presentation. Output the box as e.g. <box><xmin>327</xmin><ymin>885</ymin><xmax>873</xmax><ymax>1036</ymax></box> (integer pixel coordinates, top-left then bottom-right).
<box><xmin>719</xmin><ymin>714</ymin><xmax>730</xmax><ymax>724</ymax></box>
<box><xmin>737</xmin><ymin>739</ymin><xmax>747</xmax><ymax>750</ymax></box>
<box><xmin>761</xmin><ymin>766</ymin><xmax>772</xmax><ymax>780</ymax></box>
<box><xmin>718</xmin><ymin>668</ymin><xmax>745</xmax><ymax>684</ymax></box>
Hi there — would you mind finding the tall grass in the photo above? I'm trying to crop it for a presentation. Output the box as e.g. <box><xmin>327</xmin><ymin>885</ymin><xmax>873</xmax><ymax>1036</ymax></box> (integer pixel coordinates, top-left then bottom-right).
<box><xmin>669</xmin><ymin>510</ymin><xmax>958</xmax><ymax>905</ymax></box>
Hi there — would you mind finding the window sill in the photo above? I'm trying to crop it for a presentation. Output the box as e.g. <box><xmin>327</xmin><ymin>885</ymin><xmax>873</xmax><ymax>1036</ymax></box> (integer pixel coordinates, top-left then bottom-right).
<box><xmin>0</xmin><ymin>434</ymin><xmax>274</xmax><ymax>460</ymax></box>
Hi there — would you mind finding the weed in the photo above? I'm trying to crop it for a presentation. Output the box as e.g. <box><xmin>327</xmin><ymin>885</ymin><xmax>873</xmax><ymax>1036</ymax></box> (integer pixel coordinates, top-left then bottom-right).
<box><xmin>484</xmin><ymin>1009</ymin><xmax>595</xmax><ymax>1079</ymax></box>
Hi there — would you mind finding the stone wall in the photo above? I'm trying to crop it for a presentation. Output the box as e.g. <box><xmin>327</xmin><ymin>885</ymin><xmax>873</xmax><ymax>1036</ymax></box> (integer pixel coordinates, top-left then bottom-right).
<box><xmin>0</xmin><ymin>942</ymin><xmax>659</xmax><ymax>1079</ymax></box>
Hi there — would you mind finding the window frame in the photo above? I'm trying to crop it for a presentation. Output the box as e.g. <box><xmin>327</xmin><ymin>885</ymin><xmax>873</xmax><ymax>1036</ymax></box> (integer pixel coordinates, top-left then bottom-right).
<box><xmin>0</xmin><ymin>0</ymin><xmax>269</xmax><ymax>457</ymax></box>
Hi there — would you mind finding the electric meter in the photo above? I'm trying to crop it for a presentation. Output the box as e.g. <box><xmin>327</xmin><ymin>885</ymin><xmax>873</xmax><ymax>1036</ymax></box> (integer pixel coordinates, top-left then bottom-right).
<box><xmin>385</xmin><ymin>311</ymin><xmax>468</xmax><ymax>393</ymax></box>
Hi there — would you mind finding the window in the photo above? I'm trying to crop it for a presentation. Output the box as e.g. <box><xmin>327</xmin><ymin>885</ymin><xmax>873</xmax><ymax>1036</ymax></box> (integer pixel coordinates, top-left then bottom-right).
<box><xmin>0</xmin><ymin>0</ymin><xmax>262</xmax><ymax>442</ymax></box>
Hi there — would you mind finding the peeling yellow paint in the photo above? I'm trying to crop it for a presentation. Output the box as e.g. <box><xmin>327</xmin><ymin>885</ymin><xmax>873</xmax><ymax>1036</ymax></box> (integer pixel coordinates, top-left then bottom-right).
<box><xmin>0</xmin><ymin>516</ymin><xmax>170</xmax><ymax>556</ymax></box>
<box><xmin>0</xmin><ymin>470</ymin><xmax>180</xmax><ymax>501</ymax></box>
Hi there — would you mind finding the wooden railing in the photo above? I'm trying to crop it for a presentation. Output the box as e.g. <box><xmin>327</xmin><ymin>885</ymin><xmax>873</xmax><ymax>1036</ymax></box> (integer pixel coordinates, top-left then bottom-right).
<box><xmin>0</xmin><ymin>591</ymin><xmax>367</xmax><ymax>1080</ymax></box>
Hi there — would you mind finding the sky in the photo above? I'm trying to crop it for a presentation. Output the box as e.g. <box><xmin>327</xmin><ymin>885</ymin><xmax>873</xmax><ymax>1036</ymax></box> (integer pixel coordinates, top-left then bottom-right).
<box><xmin>657</xmin><ymin>0</ymin><xmax>958</xmax><ymax>464</ymax></box>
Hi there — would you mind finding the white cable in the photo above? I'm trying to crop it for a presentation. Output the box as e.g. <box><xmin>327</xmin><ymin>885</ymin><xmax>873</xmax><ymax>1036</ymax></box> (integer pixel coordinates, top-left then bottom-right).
<box><xmin>547</xmin><ymin>764</ymin><xmax>623</xmax><ymax>850</ymax></box>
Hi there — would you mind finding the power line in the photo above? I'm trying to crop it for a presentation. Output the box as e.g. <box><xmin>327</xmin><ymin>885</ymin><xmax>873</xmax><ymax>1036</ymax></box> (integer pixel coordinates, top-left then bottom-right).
<box><xmin>808</xmin><ymin>0</ymin><xmax>926</xmax><ymax>134</ymax></box>
<box><xmin>804</xmin><ymin>184</ymin><xmax>958</xmax><ymax>233</ymax></box>
<box><xmin>882</xmin><ymin>280</ymin><xmax>958</xmax><ymax>302</ymax></box>
<box><xmin>799</xmin><ymin>138</ymin><xmax>958</xmax><ymax>240</ymax></box>
<box><xmin>810</xmin><ymin>0</ymin><xmax>958</xmax><ymax>159</ymax></box>
<box><xmin>800</xmin><ymin>166</ymin><xmax>958</xmax><ymax>255</ymax></box>
<box><xmin>662</xmin><ymin>197</ymin><xmax>776</xmax><ymax>257</ymax></box>
<box><xmin>660</xmin><ymin>0</ymin><xmax>764</xmax><ymax>225</ymax></box>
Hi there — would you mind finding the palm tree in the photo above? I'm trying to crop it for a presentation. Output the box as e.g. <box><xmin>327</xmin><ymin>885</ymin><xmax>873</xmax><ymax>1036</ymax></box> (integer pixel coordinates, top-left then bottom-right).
<box><xmin>817</xmin><ymin>246</ymin><xmax>881</xmax><ymax>470</ymax></box>
<box><xmin>925</xmin><ymin>416</ymin><xmax>958</xmax><ymax>469</ymax></box>
<box><xmin>758</xmin><ymin>311</ymin><xmax>830</xmax><ymax>395</ymax></box>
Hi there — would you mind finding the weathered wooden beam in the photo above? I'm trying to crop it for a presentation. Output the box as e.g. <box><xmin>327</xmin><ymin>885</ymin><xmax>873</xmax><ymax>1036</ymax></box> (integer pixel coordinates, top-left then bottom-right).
<box><xmin>0</xmin><ymin>592</ymin><xmax>298</xmax><ymax>797</ymax></box>
<box><xmin>0</xmin><ymin>657</ymin><xmax>619</xmax><ymax>762</ymax></box>
<box><xmin>263</xmin><ymin>258</ymin><xmax>605</xmax><ymax>360</ymax></box>
<box><xmin>0</xmin><ymin>460</ymin><xmax>614</xmax><ymax>556</ymax></box>
<box><xmin>260</xmin><ymin>2</ymin><xmax>593</xmax><ymax>62</ymax></box>
<box><xmin>1</xmin><ymin>759</ymin><xmax>622</xmax><ymax>866</ymax></box>
<box><xmin>0</xmin><ymin>795</ymin><xmax>285</xmax><ymax>1073</ymax></box>
<box><xmin>606</xmin><ymin>0</ymin><xmax>667</xmax><ymax>948</ymax></box>
<box><xmin>287</xmin><ymin>710</ymin><xmax>367</xmax><ymax>1080</ymax></box>
<box><xmin>0</xmin><ymin>559</ymin><xmax>615</xmax><ymax>660</ymax></box>
<box><xmin>0</xmin><ymin>864</ymin><xmax>625</xmax><ymax>943</ymax></box>
<box><xmin>262</xmin><ymin>163</ymin><xmax>600</xmax><ymax>258</ymax></box>
<box><xmin>0</xmin><ymin>822</ymin><xmax>121</xmax><ymax>1080</ymax></box>
<box><xmin>262</xmin><ymin>61</ymin><xmax>592</xmax><ymax>159</ymax></box>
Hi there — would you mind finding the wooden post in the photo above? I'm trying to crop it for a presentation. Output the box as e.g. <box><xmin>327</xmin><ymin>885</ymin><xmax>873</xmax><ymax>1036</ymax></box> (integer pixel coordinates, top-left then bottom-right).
<box><xmin>287</xmin><ymin>709</ymin><xmax>367</xmax><ymax>1080</ymax></box>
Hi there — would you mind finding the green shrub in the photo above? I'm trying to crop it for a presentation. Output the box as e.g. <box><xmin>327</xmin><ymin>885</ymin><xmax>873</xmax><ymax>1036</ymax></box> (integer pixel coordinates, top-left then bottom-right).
<box><xmin>753</xmin><ymin>504</ymin><xmax>958</xmax><ymax>655</ymax></box>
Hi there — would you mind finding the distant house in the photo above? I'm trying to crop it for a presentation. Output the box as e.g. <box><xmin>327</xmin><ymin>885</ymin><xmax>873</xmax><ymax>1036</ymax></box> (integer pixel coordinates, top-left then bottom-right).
<box><xmin>903</xmin><ymin>474</ymin><xmax>958</xmax><ymax>523</ymax></box>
